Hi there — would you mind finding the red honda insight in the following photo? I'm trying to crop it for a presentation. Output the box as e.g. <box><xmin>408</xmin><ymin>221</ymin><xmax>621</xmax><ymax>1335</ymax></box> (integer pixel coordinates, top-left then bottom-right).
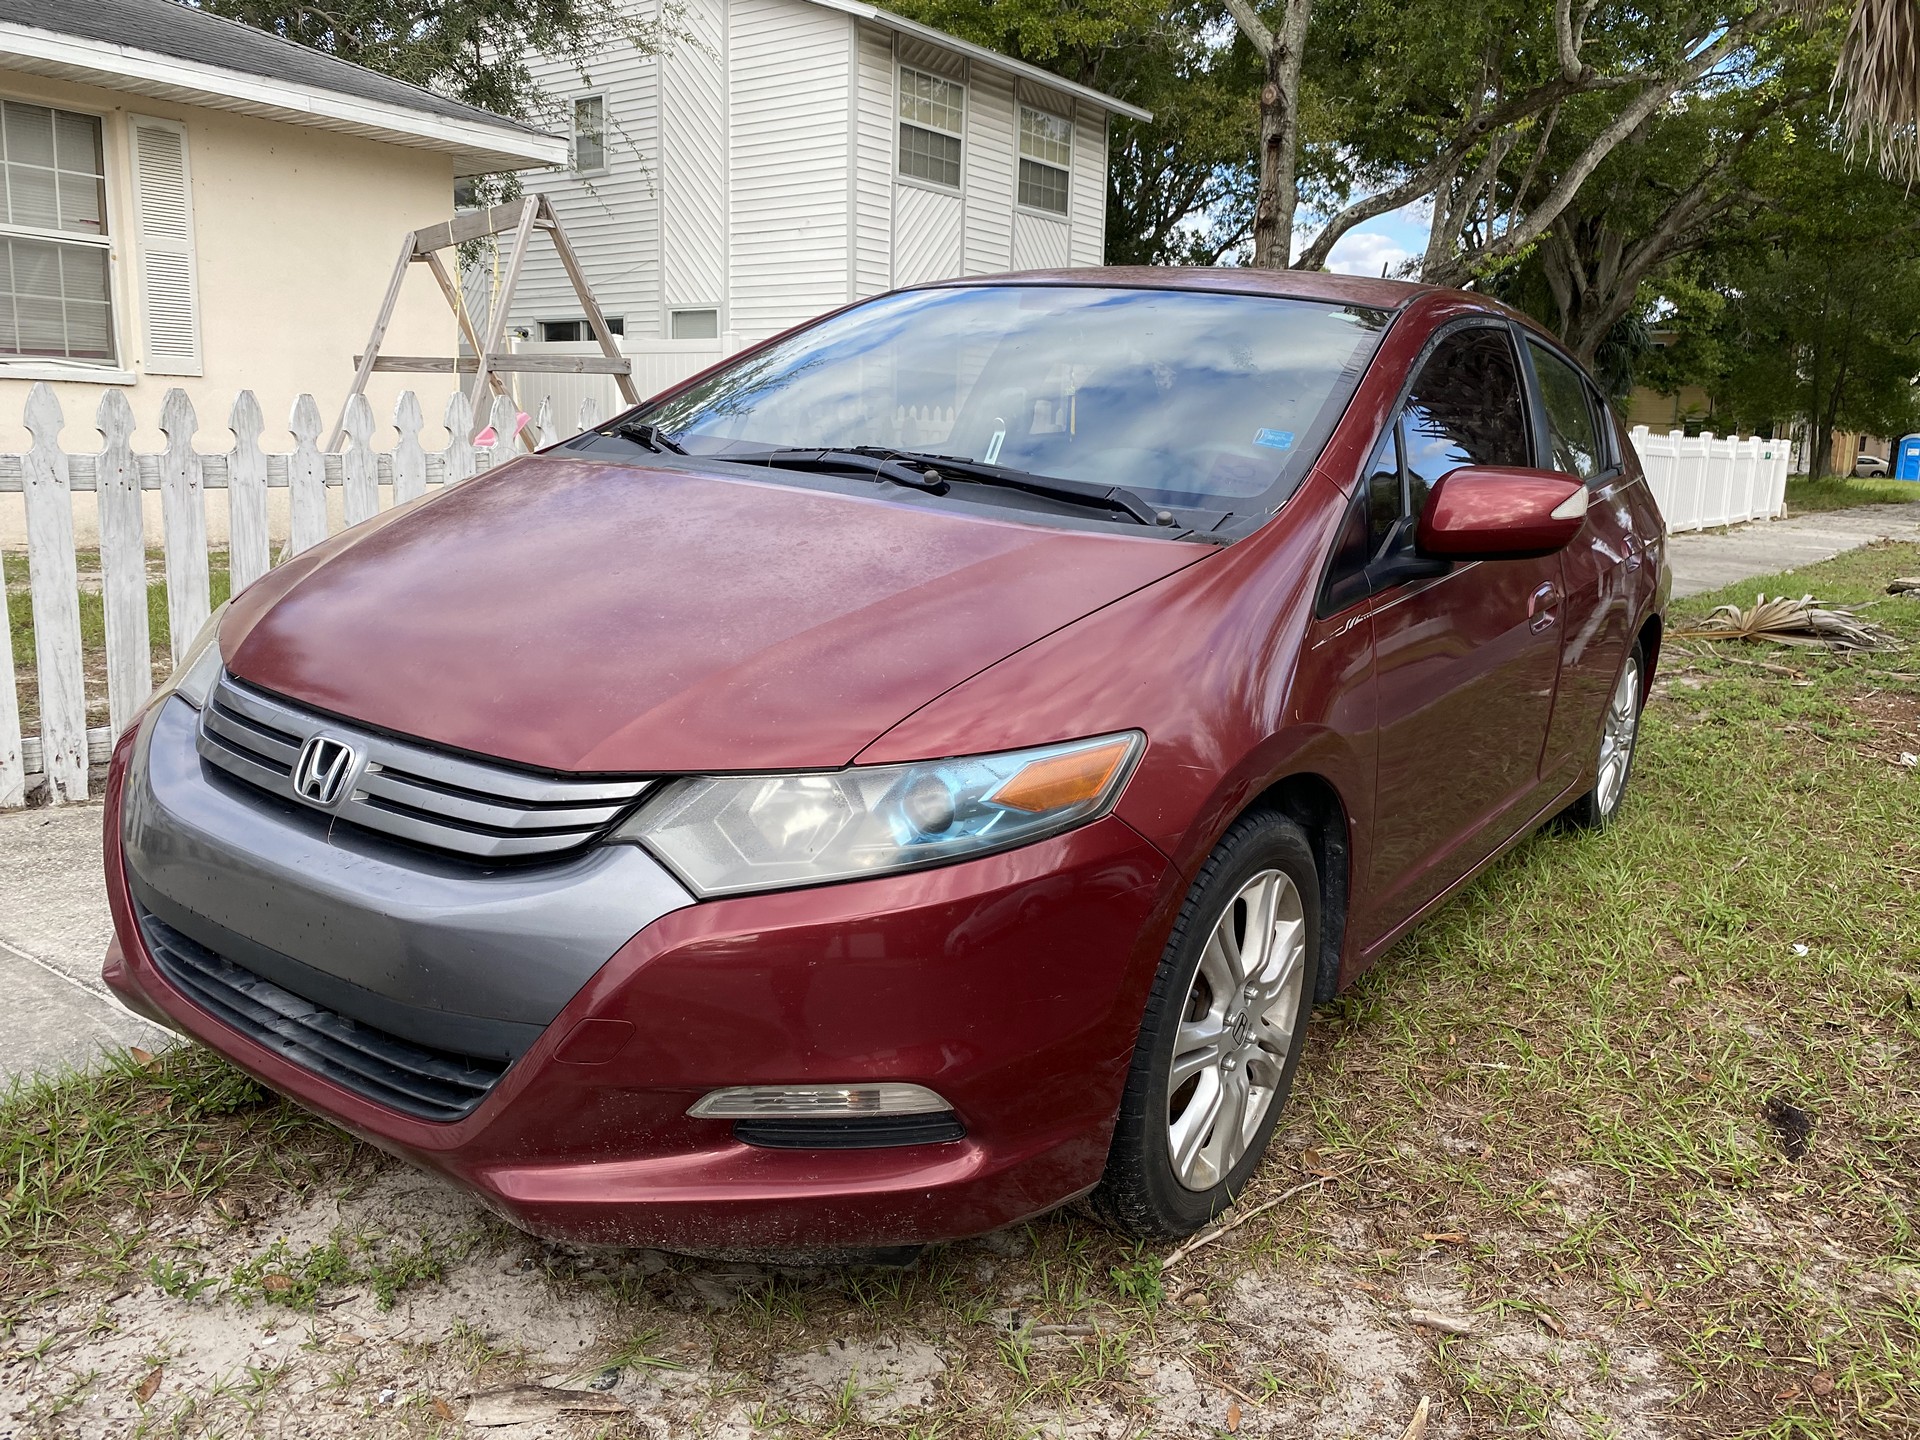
<box><xmin>103</xmin><ymin>270</ymin><xmax>1666</xmax><ymax>1256</ymax></box>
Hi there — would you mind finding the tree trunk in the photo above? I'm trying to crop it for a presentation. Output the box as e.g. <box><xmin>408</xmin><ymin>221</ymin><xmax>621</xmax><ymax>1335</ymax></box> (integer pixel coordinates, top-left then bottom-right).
<box><xmin>1251</xmin><ymin>45</ymin><xmax>1296</xmax><ymax>267</ymax></box>
<box><xmin>1232</xmin><ymin>0</ymin><xmax>1312</xmax><ymax>270</ymax></box>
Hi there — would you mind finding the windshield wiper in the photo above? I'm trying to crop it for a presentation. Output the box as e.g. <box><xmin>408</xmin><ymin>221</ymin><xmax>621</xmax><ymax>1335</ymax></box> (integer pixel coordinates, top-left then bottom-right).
<box><xmin>708</xmin><ymin>447</ymin><xmax>950</xmax><ymax>493</ymax></box>
<box><xmin>607</xmin><ymin>421</ymin><xmax>687</xmax><ymax>455</ymax></box>
<box><xmin>833</xmin><ymin>447</ymin><xmax>1171</xmax><ymax>527</ymax></box>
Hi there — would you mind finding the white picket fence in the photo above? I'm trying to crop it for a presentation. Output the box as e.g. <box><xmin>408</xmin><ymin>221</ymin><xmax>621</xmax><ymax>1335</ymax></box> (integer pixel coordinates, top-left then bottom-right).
<box><xmin>1628</xmin><ymin>427</ymin><xmax>1789</xmax><ymax>532</ymax></box>
<box><xmin>0</xmin><ymin>381</ymin><xmax>606</xmax><ymax>809</ymax></box>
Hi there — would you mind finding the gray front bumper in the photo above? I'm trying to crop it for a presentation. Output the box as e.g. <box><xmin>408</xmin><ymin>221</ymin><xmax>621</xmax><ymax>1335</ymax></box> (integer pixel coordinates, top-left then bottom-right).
<box><xmin>123</xmin><ymin>697</ymin><xmax>693</xmax><ymax>1060</ymax></box>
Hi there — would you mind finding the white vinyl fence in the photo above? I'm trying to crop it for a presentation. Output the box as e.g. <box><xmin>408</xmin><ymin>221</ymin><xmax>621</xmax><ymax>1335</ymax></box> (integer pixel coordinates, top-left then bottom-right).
<box><xmin>1628</xmin><ymin>427</ymin><xmax>1789</xmax><ymax>532</ymax></box>
<box><xmin>0</xmin><ymin>382</ymin><xmax>605</xmax><ymax>809</ymax></box>
<box><xmin>507</xmin><ymin>337</ymin><xmax>743</xmax><ymax>423</ymax></box>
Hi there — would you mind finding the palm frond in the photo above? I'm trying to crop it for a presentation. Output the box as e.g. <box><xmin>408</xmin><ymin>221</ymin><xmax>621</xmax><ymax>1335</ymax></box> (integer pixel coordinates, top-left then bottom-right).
<box><xmin>1672</xmin><ymin>592</ymin><xmax>1897</xmax><ymax>649</ymax></box>
<box><xmin>1800</xmin><ymin>0</ymin><xmax>1920</xmax><ymax>181</ymax></box>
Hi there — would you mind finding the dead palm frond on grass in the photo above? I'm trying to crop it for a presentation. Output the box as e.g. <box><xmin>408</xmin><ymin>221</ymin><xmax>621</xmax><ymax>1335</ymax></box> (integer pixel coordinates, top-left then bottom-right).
<box><xmin>1672</xmin><ymin>592</ymin><xmax>1898</xmax><ymax>649</ymax></box>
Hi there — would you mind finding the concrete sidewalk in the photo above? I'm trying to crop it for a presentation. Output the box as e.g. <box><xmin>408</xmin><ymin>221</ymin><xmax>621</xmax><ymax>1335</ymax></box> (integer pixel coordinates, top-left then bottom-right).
<box><xmin>0</xmin><ymin>804</ymin><xmax>171</xmax><ymax>1082</ymax></box>
<box><xmin>2</xmin><ymin>496</ymin><xmax>1916</xmax><ymax>1084</ymax></box>
<box><xmin>1668</xmin><ymin>499</ymin><xmax>1920</xmax><ymax>598</ymax></box>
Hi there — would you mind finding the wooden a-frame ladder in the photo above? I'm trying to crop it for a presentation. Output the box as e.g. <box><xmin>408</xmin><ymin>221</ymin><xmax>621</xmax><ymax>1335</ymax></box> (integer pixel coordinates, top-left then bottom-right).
<box><xmin>330</xmin><ymin>193</ymin><xmax>640</xmax><ymax>452</ymax></box>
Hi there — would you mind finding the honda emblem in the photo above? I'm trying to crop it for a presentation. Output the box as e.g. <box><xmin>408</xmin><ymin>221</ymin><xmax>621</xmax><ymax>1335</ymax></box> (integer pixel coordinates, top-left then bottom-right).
<box><xmin>292</xmin><ymin>735</ymin><xmax>359</xmax><ymax>807</ymax></box>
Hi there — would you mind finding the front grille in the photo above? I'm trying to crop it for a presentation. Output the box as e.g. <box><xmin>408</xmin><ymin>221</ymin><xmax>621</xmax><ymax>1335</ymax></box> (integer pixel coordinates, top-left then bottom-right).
<box><xmin>139</xmin><ymin>910</ymin><xmax>507</xmax><ymax>1121</ymax></box>
<box><xmin>196</xmin><ymin>672</ymin><xmax>653</xmax><ymax>861</ymax></box>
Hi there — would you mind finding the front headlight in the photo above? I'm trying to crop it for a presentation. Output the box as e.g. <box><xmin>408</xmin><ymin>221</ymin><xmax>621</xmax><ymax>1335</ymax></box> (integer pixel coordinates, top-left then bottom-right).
<box><xmin>155</xmin><ymin>600</ymin><xmax>229</xmax><ymax>710</ymax></box>
<box><xmin>621</xmin><ymin>731</ymin><xmax>1144</xmax><ymax>897</ymax></box>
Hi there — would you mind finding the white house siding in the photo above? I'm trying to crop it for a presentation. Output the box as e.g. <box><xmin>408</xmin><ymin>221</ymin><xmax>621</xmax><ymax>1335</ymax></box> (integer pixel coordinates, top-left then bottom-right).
<box><xmin>852</xmin><ymin>23</ymin><xmax>894</xmax><ymax>298</ymax></box>
<box><xmin>894</xmin><ymin>182</ymin><xmax>963</xmax><ymax>285</ymax></box>
<box><xmin>1011</xmin><ymin>211</ymin><xmax>1070</xmax><ymax>270</ymax></box>
<box><xmin>504</xmin><ymin>27</ymin><xmax>662</xmax><ymax>337</ymax></box>
<box><xmin>963</xmin><ymin>66</ymin><xmax>1015</xmax><ymax>275</ymax></box>
<box><xmin>660</xmin><ymin>0</ymin><xmax>728</xmax><ymax>318</ymax></box>
<box><xmin>729</xmin><ymin>0</ymin><xmax>850</xmax><ymax>338</ymax></box>
<box><xmin>1070</xmin><ymin>102</ymin><xmax>1107</xmax><ymax>266</ymax></box>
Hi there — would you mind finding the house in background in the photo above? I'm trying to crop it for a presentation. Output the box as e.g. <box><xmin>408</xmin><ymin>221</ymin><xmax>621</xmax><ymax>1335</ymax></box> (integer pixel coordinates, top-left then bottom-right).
<box><xmin>0</xmin><ymin>0</ymin><xmax>564</xmax><ymax>454</ymax></box>
<box><xmin>495</xmin><ymin>0</ymin><xmax>1146</xmax><ymax>359</ymax></box>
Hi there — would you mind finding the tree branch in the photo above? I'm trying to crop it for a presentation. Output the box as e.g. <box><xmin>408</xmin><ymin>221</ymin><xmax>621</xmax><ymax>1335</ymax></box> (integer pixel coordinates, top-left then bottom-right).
<box><xmin>1222</xmin><ymin>0</ymin><xmax>1275</xmax><ymax>58</ymax></box>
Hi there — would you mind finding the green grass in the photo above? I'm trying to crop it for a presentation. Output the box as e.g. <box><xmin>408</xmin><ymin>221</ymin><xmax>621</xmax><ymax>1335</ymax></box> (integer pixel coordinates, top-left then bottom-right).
<box><xmin>1783</xmin><ymin>473</ymin><xmax>1920</xmax><ymax>512</ymax></box>
<box><xmin>3</xmin><ymin>543</ymin><xmax>1918</xmax><ymax>1436</ymax></box>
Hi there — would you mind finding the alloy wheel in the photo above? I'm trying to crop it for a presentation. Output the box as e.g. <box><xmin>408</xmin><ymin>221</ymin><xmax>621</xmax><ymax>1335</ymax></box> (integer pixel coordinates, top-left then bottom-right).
<box><xmin>1166</xmin><ymin>869</ymin><xmax>1308</xmax><ymax>1191</ymax></box>
<box><xmin>1594</xmin><ymin>655</ymin><xmax>1642</xmax><ymax>818</ymax></box>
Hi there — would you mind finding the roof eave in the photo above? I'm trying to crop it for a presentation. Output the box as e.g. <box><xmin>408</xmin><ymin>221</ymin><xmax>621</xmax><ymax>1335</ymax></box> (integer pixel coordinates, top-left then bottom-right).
<box><xmin>0</xmin><ymin>22</ymin><xmax>568</xmax><ymax>173</ymax></box>
<box><xmin>802</xmin><ymin>0</ymin><xmax>1153</xmax><ymax>123</ymax></box>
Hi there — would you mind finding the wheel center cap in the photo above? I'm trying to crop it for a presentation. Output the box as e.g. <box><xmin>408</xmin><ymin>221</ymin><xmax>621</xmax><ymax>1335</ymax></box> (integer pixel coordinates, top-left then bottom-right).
<box><xmin>1229</xmin><ymin>1011</ymin><xmax>1253</xmax><ymax>1049</ymax></box>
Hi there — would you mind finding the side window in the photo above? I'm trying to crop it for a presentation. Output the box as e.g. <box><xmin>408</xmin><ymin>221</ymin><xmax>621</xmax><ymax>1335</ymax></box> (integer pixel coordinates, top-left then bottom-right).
<box><xmin>1320</xmin><ymin>424</ymin><xmax>1406</xmax><ymax>616</ymax></box>
<box><xmin>1402</xmin><ymin>328</ymin><xmax>1532</xmax><ymax>519</ymax></box>
<box><xmin>1528</xmin><ymin>340</ymin><xmax>1602</xmax><ymax>479</ymax></box>
<box><xmin>1587</xmin><ymin>382</ymin><xmax>1621</xmax><ymax>471</ymax></box>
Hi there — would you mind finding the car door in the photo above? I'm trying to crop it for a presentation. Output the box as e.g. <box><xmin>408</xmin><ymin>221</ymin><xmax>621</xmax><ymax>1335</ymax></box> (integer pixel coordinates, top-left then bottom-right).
<box><xmin>1354</xmin><ymin>323</ymin><xmax>1566</xmax><ymax>949</ymax></box>
<box><xmin>1520</xmin><ymin>337</ymin><xmax>1637</xmax><ymax>794</ymax></box>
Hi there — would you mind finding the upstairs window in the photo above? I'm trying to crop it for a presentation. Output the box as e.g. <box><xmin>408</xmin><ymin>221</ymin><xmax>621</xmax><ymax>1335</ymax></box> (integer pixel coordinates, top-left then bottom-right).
<box><xmin>0</xmin><ymin>100</ymin><xmax>113</xmax><ymax>364</ymax></box>
<box><xmin>572</xmin><ymin>95</ymin><xmax>606</xmax><ymax>173</ymax></box>
<box><xmin>1017</xmin><ymin>105</ymin><xmax>1071</xmax><ymax>214</ymax></box>
<box><xmin>899</xmin><ymin>68</ymin><xmax>963</xmax><ymax>188</ymax></box>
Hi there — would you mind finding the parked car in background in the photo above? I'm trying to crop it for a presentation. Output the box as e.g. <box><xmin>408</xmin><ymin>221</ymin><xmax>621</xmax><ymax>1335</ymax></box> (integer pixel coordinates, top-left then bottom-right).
<box><xmin>1855</xmin><ymin>452</ymin><xmax>1890</xmax><ymax>476</ymax></box>
<box><xmin>104</xmin><ymin>269</ymin><xmax>1669</xmax><ymax>1256</ymax></box>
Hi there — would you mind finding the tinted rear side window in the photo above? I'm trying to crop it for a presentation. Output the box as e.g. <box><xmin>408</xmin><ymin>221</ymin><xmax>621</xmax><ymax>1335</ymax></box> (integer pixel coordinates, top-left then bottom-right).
<box><xmin>1528</xmin><ymin>340</ymin><xmax>1602</xmax><ymax>479</ymax></box>
<box><xmin>1402</xmin><ymin>328</ymin><xmax>1531</xmax><ymax>517</ymax></box>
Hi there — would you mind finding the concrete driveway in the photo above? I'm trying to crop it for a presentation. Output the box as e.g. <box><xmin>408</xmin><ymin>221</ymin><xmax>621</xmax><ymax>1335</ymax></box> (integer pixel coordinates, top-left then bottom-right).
<box><xmin>2</xmin><ymin>496</ymin><xmax>1915</xmax><ymax>1083</ymax></box>
<box><xmin>0</xmin><ymin>804</ymin><xmax>170</xmax><ymax>1081</ymax></box>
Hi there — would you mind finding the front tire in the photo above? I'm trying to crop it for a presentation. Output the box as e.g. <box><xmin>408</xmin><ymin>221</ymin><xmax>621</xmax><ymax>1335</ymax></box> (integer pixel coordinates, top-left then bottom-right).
<box><xmin>1092</xmin><ymin>811</ymin><xmax>1319</xmax><ymax>1239</ymax></box>
<box><xmin>1561</xmin><ymin>643</ymin><xmax>1646</xmax><ymax>831</ymax></box>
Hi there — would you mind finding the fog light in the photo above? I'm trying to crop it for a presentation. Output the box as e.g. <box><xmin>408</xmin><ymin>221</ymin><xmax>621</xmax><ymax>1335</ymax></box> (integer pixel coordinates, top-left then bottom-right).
<box><xmin>687</xmin><ymin>1082</ymin><xmax>950</xmax><ymax>1119</ymax></box>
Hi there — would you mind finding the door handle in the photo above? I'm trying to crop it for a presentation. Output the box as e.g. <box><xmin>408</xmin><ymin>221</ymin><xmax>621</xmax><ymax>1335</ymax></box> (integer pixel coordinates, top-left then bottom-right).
<box><xmin>1529</xmin><ymin>581</ymin><xmax>1561</xmax><ymax>632</ymax></box>
<box><xmin>1623</xmin><ymin>536</ymin><xmax>1643</xmax><ymax>572</ymax></box>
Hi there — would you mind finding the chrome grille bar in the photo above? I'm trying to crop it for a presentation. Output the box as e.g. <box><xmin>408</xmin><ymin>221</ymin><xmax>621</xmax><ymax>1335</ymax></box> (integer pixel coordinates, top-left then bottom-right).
<box><xmin>196</xmin><ymin>672</ymin><xmax>652</xmax><ymax>861</ymax></box>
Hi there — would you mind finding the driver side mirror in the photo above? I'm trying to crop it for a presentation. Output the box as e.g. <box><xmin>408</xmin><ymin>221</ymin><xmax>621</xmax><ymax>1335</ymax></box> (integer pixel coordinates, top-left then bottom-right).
<box><xmin>1416</xmin><ymin>467</ymin><xmax>1588</xmax><ymax>561</ymax></box>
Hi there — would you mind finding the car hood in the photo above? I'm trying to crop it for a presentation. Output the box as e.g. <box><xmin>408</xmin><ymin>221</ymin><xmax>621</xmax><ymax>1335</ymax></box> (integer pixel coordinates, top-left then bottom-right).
<box><xmin>222</xmin><ymin>455</ymin><xmax>1210</xmax><ymax>774</ymax></box>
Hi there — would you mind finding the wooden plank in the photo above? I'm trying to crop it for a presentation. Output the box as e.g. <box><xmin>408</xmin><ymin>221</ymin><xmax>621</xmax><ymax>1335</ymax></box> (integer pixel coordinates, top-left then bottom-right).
<box><xmin>360</xmin><ymin>354</ymin><xmax>633</xmax><ymax>375</ymax></box>
<box><xmin>287</xmin><ymin>394</ymin><xmax>329</xmax><ymax>554</ymax></box>
<box><xmin>158</xmin><ymin>389</ymin><xmax>211</xmax><ymax>667</ymax></box>
<box><xmin>391</xmin><ymin>391</ymin><xmax>428</xmax><ymax>504</ymax></box>
<box><xmin>541</xmin><ymin>195</ymin><xmax>642</xmax><ymax>407</ymax></box>
<box><xmin>0</xmin><ymin>515</ymin><xmax>22</xmax><ymax>807</ymax></box>
<box><xmin>419</xmin><ymin>248</ymin><xmax>520</xmax><ymax>423</ymax></box>
<box><xmin>226</xmin><ymin>390</ymin><xmax>272</xmax><ymax>591</ymax></box>
<box><xmin>21</xmin><ymin>384</ymin><xmax>86</xmax><ymax>802</ymax></box>
<box><xmin>95</xmin><ymin>390</ymin><xmax>152</xmax><ymax>735</ymax></box>
<box><xmin>327</xmin><ymin>232</ymin><xmax>418</xmax><ymax>451</ymax></box>
<box><xmin>340</xmin><ymin>393</ymin><xmax>380</xmax><ymax>525</ymax></box>
<box><xmin>442</xmin><ymin>391</ymin><xmax>477</xmax><ymax>486</ymax></box>
<box><xmin>469</xmin><ymin>198</ymin><xmax>542</xmax><ymax>440</ymax></box>
<box><xmin>410</xmin><ymin>203</ymin><xmax>536</xmax><ymax>255</ymax></box>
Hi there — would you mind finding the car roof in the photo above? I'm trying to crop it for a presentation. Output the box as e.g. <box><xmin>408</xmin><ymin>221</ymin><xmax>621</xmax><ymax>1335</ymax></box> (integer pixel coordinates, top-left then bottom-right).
<box><xmin>917</xmin><ymin>266</ymin><xmax>1434</xmax><ymax>312</ymax></box>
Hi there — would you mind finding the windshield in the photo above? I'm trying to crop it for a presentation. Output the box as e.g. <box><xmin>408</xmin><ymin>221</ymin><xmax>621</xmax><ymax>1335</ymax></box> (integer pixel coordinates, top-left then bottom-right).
<box><xmin>633</xmin><ymin>285</ymin><xmax>1390</xmax><ymax>511</ymax></box>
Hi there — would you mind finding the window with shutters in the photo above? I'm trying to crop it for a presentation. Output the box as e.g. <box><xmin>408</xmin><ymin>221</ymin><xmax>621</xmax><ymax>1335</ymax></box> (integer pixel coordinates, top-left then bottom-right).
<box><xmin>898</xmin><ymin>68</ymin><xmax>963</xmax><ymax>188</ymax></box>
<box><xmin>0</xmin><ymin>100</ymin><xmax>114</xmax><ymax>365</ymax></box>
<box><xmin>129</xmin><ymin>115</ymin><xmax>201</xmax><ymax>376</ymax></box>
<box><xmin>1017</xmin><ymin>105</ymin><xmax>1071</xmax><ymax>215</ymax></box>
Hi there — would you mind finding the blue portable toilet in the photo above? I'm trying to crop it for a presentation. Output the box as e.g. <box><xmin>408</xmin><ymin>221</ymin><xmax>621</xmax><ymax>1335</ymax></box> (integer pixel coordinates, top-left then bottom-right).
<box><xmin>1897</xmin><ymin>435</ymin><xmax>1920</xmax><ymax>480</ymax></box>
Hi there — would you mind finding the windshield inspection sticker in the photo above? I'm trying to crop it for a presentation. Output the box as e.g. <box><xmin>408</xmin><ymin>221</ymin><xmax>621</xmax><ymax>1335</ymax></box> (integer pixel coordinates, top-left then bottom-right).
<box><xmin>1254</xmin><ymin>428</ymin><xmax>1295</xmax><ymax>450</ymax></box>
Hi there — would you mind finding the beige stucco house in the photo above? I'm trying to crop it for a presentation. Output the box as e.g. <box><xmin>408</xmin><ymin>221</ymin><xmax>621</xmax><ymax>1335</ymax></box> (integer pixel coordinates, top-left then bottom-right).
<box><xmin>0</xmin><ymin>0</ymin><xmax>565</xmax><ymax>454</ymax></box>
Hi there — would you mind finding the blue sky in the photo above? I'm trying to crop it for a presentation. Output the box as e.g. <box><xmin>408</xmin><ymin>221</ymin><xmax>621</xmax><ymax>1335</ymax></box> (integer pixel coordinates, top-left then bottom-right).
<box><xmin>1314</xmin><ymin>204</ymin><xmax>1433</xmax><ymax>276</ymax></box>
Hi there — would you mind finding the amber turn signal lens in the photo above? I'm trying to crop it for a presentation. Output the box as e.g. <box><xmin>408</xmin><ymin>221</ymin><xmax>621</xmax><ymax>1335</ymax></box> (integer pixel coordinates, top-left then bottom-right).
<box><xmin>990</xmin><ymin>738</ymin><xmax>1135</xmax><ymax>813</ymax></box>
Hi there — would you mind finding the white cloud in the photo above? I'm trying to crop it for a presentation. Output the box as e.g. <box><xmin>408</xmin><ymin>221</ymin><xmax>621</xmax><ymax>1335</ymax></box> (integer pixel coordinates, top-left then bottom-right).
<box><xmin>1324</xmin><ymin>230</ymin><xmax>1413</xmax><ymax>278</ymax></box>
